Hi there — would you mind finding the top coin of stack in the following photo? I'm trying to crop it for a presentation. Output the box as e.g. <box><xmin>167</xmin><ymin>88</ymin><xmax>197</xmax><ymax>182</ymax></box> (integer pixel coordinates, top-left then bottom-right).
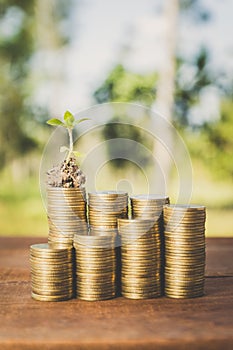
<box><xmin>163</xmin><ymin>204</ymin><xmax>206</xmax><ymax>299</ymax></box>
<box><xmin>88</xmin><ymin>191</ymin><xmax>128</xmax><ymax>228</ymax></box>
<box><xmin>47</xmin><ymin>187</ymin><xmax>87</xmax><ymax>247</ymax></box>
<box><xmin>30</xmin><ymin>243</ymin><xmax>74</xmax><ymax>301</ymax></box>
<box><xmin>89</xmin><ymin>226</ymin><xmax>119</xmax><ymax>241</ymax></box>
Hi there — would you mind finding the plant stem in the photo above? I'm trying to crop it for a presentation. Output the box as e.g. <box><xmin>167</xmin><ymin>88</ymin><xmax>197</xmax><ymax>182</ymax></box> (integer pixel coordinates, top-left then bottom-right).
<box><xmin>66</xmin><ymin>127</ymin><xmax>73</xmax><ymax>161</ymax></box>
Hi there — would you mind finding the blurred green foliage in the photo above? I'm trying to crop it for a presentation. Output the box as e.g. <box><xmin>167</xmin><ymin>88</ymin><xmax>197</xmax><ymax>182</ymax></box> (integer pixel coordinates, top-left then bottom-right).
<box><xmin>94</xmin><ymin>64</ymin><xmax>157</xmax><ymax>168</ymax></box>
<box><xmin>175</xmin><ymin>48</ymin><xmax>212</xmax><ymax>126</ymax></box>
<box><xmin>0</xmin><ymin>0</ymin><xmax>37</xmax><ymax>167</ymax></box>
<box><xmin>93</xmin><ymin>53</ymin><xmax>233</xmax><ymax>181</ymax></box>
<box><xmin>0</xmin><ymin>0</ymin><xmax>73</xmax><ymax>168</ymax></box>
<box><xmin>94</xmin><ymin>64</ymin><xmax>157</xmax><ymax>107</ymax></box>
<box><xmin>207</xmin><ymin>98</ymin><xmax>233</xmax><ymax>178</ymax></box>
<box><xmin>185</xmin><ymin>97</ymin><xmax>233</xmax><ymax>178</ymax></box>
<box><xmin>102</xmin><ymin>116</ymin><xmax>154</xmax><ymax>168</ymax></box>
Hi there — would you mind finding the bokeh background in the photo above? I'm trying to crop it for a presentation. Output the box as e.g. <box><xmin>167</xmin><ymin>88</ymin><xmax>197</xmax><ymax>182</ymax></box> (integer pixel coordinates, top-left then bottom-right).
<box><xmin>0</xmin><ymin>0</ymin><xmax>232</xmax><ymax>237</ymax></box>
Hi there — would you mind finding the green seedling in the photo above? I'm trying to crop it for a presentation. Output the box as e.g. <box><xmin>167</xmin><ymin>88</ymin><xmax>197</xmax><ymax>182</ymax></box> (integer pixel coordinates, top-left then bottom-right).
<box><xmin>47</xmin><ymin>110</ymin><xmax>89</xmax><ymax>161</ymax></box>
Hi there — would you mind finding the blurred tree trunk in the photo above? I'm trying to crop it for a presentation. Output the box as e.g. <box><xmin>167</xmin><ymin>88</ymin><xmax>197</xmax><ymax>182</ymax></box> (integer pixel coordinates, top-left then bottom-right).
<box><xmin>35</xmin><ymin>0</ymin><xmax>63</xmax><ymax>49</ymax></box>
<box><xmin>35</xmin><ymin>0</ymin><xmax>68</xmax><ymax>115</ymax></box>
<box><xmin>152</xmin><ymin>0</ymin><xmax>179</xmax><ymax>191</ymax></box>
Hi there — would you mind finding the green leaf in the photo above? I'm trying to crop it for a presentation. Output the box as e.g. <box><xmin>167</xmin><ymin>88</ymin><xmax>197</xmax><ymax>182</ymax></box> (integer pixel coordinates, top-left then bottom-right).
<box><xmin>64</xmin><ymin>110</ymin><xmax>75</xmax><ymax>127</ymax></box>
<box><xmin>73</xmin><ymin>151</ymin><xmax>84</xmax><ymax>158</ymax></box>
<box><xmin>75</xmin><ymin>118</ymin><xmax>90</xmax><ymax>125</ymax></box>
<box><xmin>60</xmin><ymin>146</ymin><xmax>69</xmax><ymax>153</ymax></box>
<box><xmin>47</xmin><ymin>118</ymin><xmax>64</xmax><ymax>126</ymax></box>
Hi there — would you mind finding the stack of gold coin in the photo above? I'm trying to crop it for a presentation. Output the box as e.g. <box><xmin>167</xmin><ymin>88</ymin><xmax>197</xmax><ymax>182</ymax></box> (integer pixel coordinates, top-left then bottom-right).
<box><xmin>47</xmin><ymin>187</ymin><xmax>87</xmax><ymax>247</ymax></box>
<box><xmin>88</xmin><ymin>191</ymin><xmax>128</xmax><ymax>228</ymax></box>
<box><xmin>30</xmin><ymin>243</ymin><xmax>74</xmax><ymax>301</ymax></box>
<box><xmin>130</xmin><ymin>194</ymin><xmax>170</xmax><ymax>293</ymax></box>
<box><xmin>118</xmin><ymin>219</ymin><xmax>162</xmax><ymax>299</ymax></box>
<box><xmin>89</xmin><ymin>226</ymin><xmax>121</xmax><ymax>296</ymax></box>
<box><xmin>163</xmin><ymin>204</ymin><xmax>206</xmax><ymax>298</ymax></box>
<box><xmin>131</xmin><ymin>194</ymin><xmax>170</xmax><ymax>220</ymax></box>
<box><xmin>74</xmin><ymin>233</ymin><xmax>117</xmax><ymax>301</ymax></box>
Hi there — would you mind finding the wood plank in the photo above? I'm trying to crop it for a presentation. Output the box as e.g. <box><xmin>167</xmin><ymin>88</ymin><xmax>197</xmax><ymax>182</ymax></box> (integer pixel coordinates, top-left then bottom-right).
<box><xmin>0</xmin><ymin>276</ymin><xmax>232</xmax><ymax>349</ymax></box>
<box><xmin>0</xmin><ymin>237</ymin><xmax>232</xmax><ymax>349</ymax></box>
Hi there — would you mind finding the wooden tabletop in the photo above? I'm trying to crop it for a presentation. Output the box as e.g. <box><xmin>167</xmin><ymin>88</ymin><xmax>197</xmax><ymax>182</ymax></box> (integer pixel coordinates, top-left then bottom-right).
<box><xmin>0</xmin><ymin>237</ymin><xmax>232</xmax><ymax>350</ymax></box>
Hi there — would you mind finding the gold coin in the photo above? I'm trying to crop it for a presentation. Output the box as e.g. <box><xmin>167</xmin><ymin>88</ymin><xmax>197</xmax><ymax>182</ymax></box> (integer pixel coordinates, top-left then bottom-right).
<box><xmin>31</xmin><ymin>276</ymin><xmax>73</xmax><ymax>283</ymax></box>
<box><xmin>30</xmin><ymin>254</ymin><xmax>73</xmax><ymax>261</ymax></box>
<box><xmin>31</xmin><ymin>291</ymin><xmax>73</xmax><ymax>301</ymax></box>
<box><xmin>164</xmin><ymin>216</ymin><xmax>205</xmax><ymax>221</ymax></box>
<box><xmin>31</xmin><ymin>284</ymin><xmax>73</xmax><ymax>292</ymax></box>
<box><xmin>30</xmin><ymin>243</ymin><xmax>71</xmax><ymax>253</ymax></box>
<box><xmin>30</xmin><ymin>266</ymin><xmax>74</xmax><ymax>272</ymax></box>
<box><xmin>164</xmin><ymin>204</ymin><xmax>205</xmax><ymax>210</ymax></box>
<box><xmin>164</xmin><ymin>292</ymin><xmax>204</xmax><ymax>299</ymax></box>
<box><xmin>77</xmin><ymin>293</ymin><xmax>115</xmax><ymax>301</ymax></box>
<box><xmin>30</xmin><ymin>252</ymin><xmax>73</xmax><ymax>260</ymax></box>
<box><xmin>31</xmin><ymin>286</ymin><xmax>74</xmax><ymax>294</ymax></box>
<box><xmin>89</xmin><ymin>190</ymin><xmax>127</xmax><ymax>196</ymax></box>
<box><xmin>47</xmin><ymin>188</ymin><xmax>85</xmax><ymax>195</ymax></box>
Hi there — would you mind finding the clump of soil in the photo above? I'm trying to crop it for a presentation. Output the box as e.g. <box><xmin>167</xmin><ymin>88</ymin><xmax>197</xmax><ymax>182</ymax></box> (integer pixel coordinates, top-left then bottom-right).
<box><xmin>47</xmin><ymin>158</ymin><xmax>86</xmax><ymax>188</ymax></box>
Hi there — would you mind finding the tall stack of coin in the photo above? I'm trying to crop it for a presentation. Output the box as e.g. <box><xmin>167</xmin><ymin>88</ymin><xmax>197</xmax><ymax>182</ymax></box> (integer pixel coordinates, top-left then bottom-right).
<box><xmin>47</xmin><ymin>187</ymin><xmax>87</xmax><ymax>247</ymax></box>
<box><xmin>163</xmin><ymin>204</ymin><xmax>206</xmax><ymax>298</ymax></box>
<box><xmin>74</xmin><ymin>234</ymin><xmax>117</xmax><ymax>301</ymax></box>
<box><xmin>30</xmin><ymin>243</ymin><xmax>74</xmax><ymax>301</ymax></box>
<box><xmin>118</xmin><ymin>219</ymin><xmax>162</xmax><ymax>299</ymax></box>
<box><xmin>88</xmin><ymin>191</ymin><xmax>128</xmax><ymax>228</ymax></box>
<box><xmin>130</xmin><ymin>194</ymin><xmax>170</xmax><ymax>291</ymax></box>
<box><xmin>88</xmin><ymin>191</ymin><xmax>127</xmax><ymax>296</ymax></box>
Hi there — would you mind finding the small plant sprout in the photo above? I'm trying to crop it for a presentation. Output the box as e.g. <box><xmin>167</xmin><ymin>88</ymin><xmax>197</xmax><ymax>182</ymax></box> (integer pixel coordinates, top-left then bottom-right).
<box><xmin>47</xmin><ymin>110</ymin><xmax>89</xmax><ymax>162</ymax></box>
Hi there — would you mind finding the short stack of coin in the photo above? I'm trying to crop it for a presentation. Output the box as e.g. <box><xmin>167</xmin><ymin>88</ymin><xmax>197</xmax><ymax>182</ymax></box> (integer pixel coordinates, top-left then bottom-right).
<box><xmin>130</xmin><ymin>194</ymin><xmax>170</xmax><ymax>292</ymax></box>
<box><xmin>118</xmin><ymin>219</ymin><xmax>162</xmax><ymax>299</ymax></box>
<box><xmin>30</xmin><ymin>243</ymin><xmax>74</xmax><ymax>301</ymax></box>
<box><xmin>163</xmin><ymin>204</ymin><xmax>206</xmax><ymax>298</ymax></box>
<box><xmin>47</xmin><ymin>187</ymin><xmax>87</xmax><ymax>247</ymax></box>
<box><xmin>88</xmin><ymin>191</ymin><xmax>128</xmax><ymax>228</ymax></box>
<box><xmin>74</xmin><ymin>233</ymin><xmax>117</xmax><ymax>301</ymax></box>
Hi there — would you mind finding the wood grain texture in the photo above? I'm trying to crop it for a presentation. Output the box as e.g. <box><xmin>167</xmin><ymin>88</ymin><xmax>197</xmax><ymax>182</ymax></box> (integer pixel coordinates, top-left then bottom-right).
<box><xmin>0</xmin><ymin>237</ymin><xmax>232</xmax><ymax>350</ymax></box>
